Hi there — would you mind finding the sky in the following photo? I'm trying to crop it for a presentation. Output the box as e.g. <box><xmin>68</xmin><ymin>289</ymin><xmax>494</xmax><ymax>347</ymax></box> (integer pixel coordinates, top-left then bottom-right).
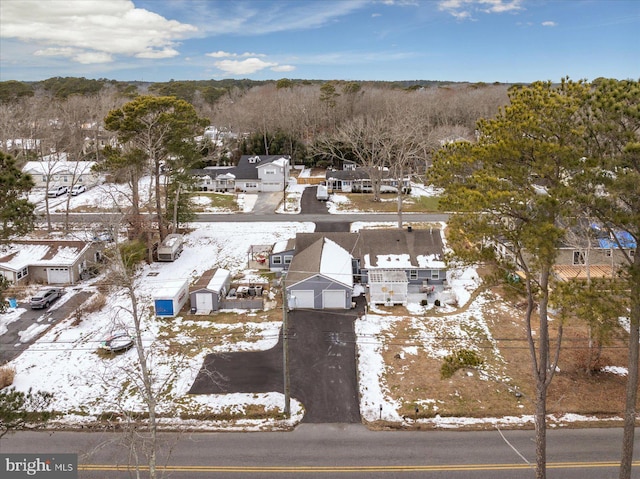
<box><xmin>0</xmin><ymin>0</ymin><xmax>638</xmax><ymax>83</ymax></box>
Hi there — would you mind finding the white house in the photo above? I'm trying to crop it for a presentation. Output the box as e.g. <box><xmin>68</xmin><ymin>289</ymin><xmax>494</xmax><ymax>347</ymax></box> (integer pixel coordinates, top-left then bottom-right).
<box><xmin>22</xmin><ymin>156</ymin><xmax>99</xmax><ymax>189</ymax></box>
<box><xmin>192</xmin><ymin>155</ymin><xmax>290</xmax><ymax>192</ymax></box>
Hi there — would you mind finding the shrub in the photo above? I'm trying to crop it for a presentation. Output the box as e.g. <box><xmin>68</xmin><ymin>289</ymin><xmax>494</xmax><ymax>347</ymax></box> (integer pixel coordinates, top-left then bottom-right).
<box><xmin>441</xmin><ymin>349</ymin><xmax>483</xmax><ymax>379</ymax></box>
<box><xmin>0</xmin><ymin>365</ymin><xmax>16</xmax><ymax>389</ymax></box>
<box><xmin>84</xmin><ymin>293</ymin><xmax>106</xmax><ymax>314</ymax></box>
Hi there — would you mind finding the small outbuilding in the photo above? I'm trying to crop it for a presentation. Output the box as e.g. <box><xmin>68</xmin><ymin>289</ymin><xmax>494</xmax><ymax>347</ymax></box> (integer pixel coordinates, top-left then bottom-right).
<box><xmin>153</xmin><ymin>279</ymin><xmax>189</xmax><ymax>317</ymax></box>
<box><xmin>189</xmin><ymin>268</ymin><xmax>231</xmax><ymax>314</ymax></box>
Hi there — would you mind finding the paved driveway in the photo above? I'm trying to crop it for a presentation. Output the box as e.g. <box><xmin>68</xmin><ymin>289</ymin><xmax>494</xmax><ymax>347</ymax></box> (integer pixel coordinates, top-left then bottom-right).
<box><xmin>189</xmin><ymin>297</ymin><xmax>366</xmax><ymax>423</ymax></box>
<box><xmin>0</xmin><ymin>290</ymin><xmax>93</xmax><ymax>363</ymax></box>
<box><xmin>252</xmin><ymin>192</ymin><xmax>284</xmax><ymax>215</ymax></box>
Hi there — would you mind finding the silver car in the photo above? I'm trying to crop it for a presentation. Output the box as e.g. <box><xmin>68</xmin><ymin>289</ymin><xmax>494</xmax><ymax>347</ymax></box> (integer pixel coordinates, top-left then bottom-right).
<box><xmin>30</xmin><ymin>287</ymin><xmax>62</xmax><ymax>309</ymax></box>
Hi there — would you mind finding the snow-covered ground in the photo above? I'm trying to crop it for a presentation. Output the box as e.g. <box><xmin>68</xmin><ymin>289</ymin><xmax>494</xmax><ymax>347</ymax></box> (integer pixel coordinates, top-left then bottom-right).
<box><xmin>4</xmin><ymin>178</ymin><xmax>626</xmax><ymax>431</ymax></box>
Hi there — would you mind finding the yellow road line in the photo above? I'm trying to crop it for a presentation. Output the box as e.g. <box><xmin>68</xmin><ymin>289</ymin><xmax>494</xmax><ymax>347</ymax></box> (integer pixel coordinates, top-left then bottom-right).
<box><xmin>79</xmin><ymin>461</ymin><xmax>640</xmax><ymax>473</ymax></box>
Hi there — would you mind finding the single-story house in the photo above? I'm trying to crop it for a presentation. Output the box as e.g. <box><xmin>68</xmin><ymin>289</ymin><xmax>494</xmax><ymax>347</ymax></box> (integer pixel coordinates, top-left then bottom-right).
<box><xmin>325</xmin><ymin>167</ymin><xmax>410</xmax><ymax>194</ymax></box>
<box><xmin>275</xmin><ymin>227</ymin><xmax>447</xmax><ymax>309</ymax></box>
<box><xmin>192</xmin><ymin>155</ymin><xmax>291</xmax><ymax>193</ymax></box>
<box><xmin>189</xmin><ymin>268</ymin><xmax>232</xmax><ymax>314</ymax></box>
<box><xmin>22</xmin><ymin>156</ymin><xmax>99</xmax><ymax>189</ymax></box>
<box><xmin>0</xmin><ymin>240</ymin><xmax>102</xmax><ymax>285</ymax></box>
<box><xmin>285</xmin><ymin>237</ymin><xmax>354</xmax><ymax>310</ymax></box>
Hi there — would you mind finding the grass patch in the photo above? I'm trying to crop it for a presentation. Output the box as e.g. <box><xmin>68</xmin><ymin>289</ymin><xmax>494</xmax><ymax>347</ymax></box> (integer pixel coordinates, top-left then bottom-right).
<box><xmin>189</xmin><ymin>192</ymin><xmax>239</xmax><ymax>212</ymax></box>
<box><xmin>334</xmin><ymin>193</ymin><xmax>441</xmax><ymax>213</ymax></box>
<box><xmin>380</xmin><ymin>282</ymin><xmax>635</xmax><ymax>421</ymax></box>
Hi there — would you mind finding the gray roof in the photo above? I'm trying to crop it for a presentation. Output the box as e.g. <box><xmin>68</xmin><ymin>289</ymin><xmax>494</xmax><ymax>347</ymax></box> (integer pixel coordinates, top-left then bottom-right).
<box><xmin>192</xmin><ymin>155</ymin><xmax>289</xmax><ymax>181</ymax></box>
<box><xmin>291</xmin><ymin>228</ymin><xmax>444</xmax><ymax>268</ymax></box>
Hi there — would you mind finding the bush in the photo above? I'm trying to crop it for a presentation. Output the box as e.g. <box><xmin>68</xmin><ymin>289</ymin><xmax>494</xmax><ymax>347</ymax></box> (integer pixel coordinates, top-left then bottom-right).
<box><xmin>0</xmin><ymin>365</ymin><xmax>16</xmax><ymax>389</ymax></box>
<box><xmin>440</xmin><ymin>349</ymin><xmax>483</xmax><ymax>379</ymax></box>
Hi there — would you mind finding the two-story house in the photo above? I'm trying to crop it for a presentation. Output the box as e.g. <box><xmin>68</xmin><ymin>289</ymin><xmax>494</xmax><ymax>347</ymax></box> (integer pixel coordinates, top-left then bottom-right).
<box><xmin>192</xmin><ymin>155</ymin><xmax>290</xmax><ymax>192</ymax></box>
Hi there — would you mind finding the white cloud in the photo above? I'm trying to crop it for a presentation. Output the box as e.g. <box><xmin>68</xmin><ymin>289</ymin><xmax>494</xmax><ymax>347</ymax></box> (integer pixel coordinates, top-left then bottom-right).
<box><xmin>0</xmin><ymin>0</ymin><xmax>196</xmax><ymax>64</ymax></box>
<box><xmin>214</xmin><ymin>58</ymin><xmax>277</xmax><ymax>75</ymax></box>
<box><xmin>272</xmin><ymin>65</ymin><xmax>296</xmax><ymax>72</ymax></box>
<box><xmin>438</xmin><ymin>0</ymin><xmax>523</xmax><ymax>19</ymax></box>
<box><xmin>206</xmin><ymin>51</ymin><xmax>265</xmax><ymax>58</ymax></box>
<box><xmin>541</xmin><ymin>21</ymin><xmax>557</xmax><ymax>27</ymax></box>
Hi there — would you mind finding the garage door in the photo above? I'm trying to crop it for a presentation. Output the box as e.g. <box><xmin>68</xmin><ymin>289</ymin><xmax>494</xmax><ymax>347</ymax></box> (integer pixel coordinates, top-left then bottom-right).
<box><xmin>291</xmin><ymin>290</ymin><xmax>314</xmax><ymax>309</ymax></box>
<box><xmin>195</xmin><ymin>293</ymin><xmax>213</xmax><ymax>313</ymax></box>
<box><xmin>322</xmin><ymin>290</ymin><xmax>345</xmax><ymax>309</ymax></box>
<box><xmin>47</xmin><ymin>267</ymin><xmax>69</xmax><ymax>284</ymax></box>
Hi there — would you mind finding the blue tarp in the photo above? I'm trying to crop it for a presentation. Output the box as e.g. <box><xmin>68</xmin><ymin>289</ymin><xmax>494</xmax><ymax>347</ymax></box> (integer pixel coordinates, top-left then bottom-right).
<box><xmin>598</xmin><ymin>230</ymin><xmax>636</xmax><ymax>249</ymax></box>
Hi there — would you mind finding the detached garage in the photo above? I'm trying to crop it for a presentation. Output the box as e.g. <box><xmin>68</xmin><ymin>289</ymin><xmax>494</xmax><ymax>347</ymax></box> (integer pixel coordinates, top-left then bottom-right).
<box><xmin>285</xmin><ymin>238</ymin><xmax>354</xmax><ymax>310</ymax></box>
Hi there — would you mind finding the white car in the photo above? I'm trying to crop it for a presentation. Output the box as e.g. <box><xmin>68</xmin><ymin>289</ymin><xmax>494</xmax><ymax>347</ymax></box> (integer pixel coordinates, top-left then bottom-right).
<box><xmin>70</xmin><ymin>184</ymin><xmax>86</xmax><ymax>196</ymax></box>
<box><xmin>47</xmin><ymin>186</ymin><xmax>68</xmax><ymax>197</ymax></box>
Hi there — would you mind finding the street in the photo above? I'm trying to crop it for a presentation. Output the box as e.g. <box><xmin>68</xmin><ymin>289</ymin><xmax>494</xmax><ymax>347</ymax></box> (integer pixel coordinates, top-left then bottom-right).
<box><xmin>1</xmin><ymin>425</ymin><xmax>637</xmax><ymax>478</ymax></box>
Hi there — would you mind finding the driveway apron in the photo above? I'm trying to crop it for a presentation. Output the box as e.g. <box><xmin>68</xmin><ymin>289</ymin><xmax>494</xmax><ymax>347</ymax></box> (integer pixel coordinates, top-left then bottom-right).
<box><xmin>188</xmin><ymin>297</ymin><xmax>365</xmax><ymax>423</ymax></box>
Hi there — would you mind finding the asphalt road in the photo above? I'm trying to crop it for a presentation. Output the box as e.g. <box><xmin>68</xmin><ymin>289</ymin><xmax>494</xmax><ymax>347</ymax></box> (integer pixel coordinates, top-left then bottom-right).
<box><xmin>46</xmin><ymin>211</ymin><xmax>450</xmax><ymax>224</ymax></box>
<box><xmin>1</xmin><ymin>426</ymin><xmax>638</xmax><ymax>478</ymax></box>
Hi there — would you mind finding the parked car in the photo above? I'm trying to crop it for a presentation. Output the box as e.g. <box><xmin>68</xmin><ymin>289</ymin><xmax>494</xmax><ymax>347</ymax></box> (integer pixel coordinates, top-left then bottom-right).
<box><xmin>47</xmin><ymin>186</ymin><xmax>68</xmax><ymax>197</ymax></box>
<box><xmin>70</xmin><ymin>184</ymin><xmax>86</xmax><ymax>196</ymax></box>
<box><xmin>30</xmin><ymin>287</ymin><xmax>62</xmax><ymax>309</ymax></box>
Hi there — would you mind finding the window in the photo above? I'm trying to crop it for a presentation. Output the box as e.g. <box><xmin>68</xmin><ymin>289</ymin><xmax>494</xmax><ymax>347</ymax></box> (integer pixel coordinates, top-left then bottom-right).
<box><xmin>272</xmin><ymin>256</ymin><xmax>282</xmax><ymax>265</ymax></box>
<box><xmin>265</xmin><ymin>170</ymin><xmax>276</xmax><ymax>175</ymax></box>
<box><xmin>284</xmin><ymin>255</ymin><xmax>293</xmax><ymax>265</ymax></box>
<box><xmin>431</xmin><ymin>270</ymin><xmax>440</xmax><ymax>280</ymax></box>
<box><xmin>409</xmin><ymin>270</ymin><xmax>418</xmax><ymax>280</ymax></box>
<box><xmin>573</xmin><ymin>251</ymin><xmax>586</xmax><ymax>265</ymax></box>
<box><xmin>16</xmin><ymin>267</ymin><xmax>28</xmax><ymax>280</ymax></box>
<box><xmin>631</xmin><ymin>250</ymin><xmax>635</xmax><ymax>258</ymax></box>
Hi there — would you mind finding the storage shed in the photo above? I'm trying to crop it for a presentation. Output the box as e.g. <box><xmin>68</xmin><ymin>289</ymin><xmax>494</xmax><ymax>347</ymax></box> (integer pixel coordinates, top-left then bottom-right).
<box><xmin>368</xmin><ymin>270</ymin><xmax>408</xmax><ymax>306</ymax></box>
<box><xmin>189</xmin><ymin>268</ymin><xmax>231</xmax><ymax>314</ymax></box>
<box><xmin>153</xmin><ymin>279</ymin><xmax>189</xmax><ymax>317</ymax></box>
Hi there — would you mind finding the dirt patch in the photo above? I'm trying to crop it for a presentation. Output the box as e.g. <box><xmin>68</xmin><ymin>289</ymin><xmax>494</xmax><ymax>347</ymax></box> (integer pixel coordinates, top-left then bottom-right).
<box><xmin>380</xmin><ymin>287</ymin><xmax>637</xmax><ymax>422</ymax></box>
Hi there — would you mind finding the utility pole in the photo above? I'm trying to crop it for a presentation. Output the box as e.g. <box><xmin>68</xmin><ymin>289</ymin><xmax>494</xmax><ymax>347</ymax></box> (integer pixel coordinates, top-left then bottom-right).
<box><xmin>281</xmin><ymin>278</ymin><xmax>291</xmax><ymax>416</ymax></box>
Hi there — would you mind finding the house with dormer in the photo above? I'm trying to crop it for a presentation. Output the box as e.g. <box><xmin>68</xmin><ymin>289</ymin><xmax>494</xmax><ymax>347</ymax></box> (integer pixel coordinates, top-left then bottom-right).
<box><xmin>192</xmin><ymin>155</ymin><xmax>290</xmax><ymax>192</ymax></box>
<box><xmin>271</xmin><ymin>227</ymin><xmax>447</xmax><ymax>309</ymax></box>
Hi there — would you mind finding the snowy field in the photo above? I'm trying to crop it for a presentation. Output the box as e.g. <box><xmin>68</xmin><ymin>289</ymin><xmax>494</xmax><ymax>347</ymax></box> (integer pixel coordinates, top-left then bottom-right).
<box><xmin>4</xmin><ymin>176</ymin><xmax>626</xmax><ymax>430</ymax></box>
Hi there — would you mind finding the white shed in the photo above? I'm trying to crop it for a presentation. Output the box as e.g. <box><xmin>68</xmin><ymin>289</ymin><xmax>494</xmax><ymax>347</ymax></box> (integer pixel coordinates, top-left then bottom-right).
<box><xmin>189</xmin><ymin>268</ymin><xmax>231</xmax><ymax>314</ymax></box>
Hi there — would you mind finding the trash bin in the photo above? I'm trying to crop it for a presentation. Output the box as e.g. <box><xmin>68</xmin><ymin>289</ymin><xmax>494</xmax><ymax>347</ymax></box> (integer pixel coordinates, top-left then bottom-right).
<box><xmin>8</xmin><ymin>298</ymin><xmax>17</xmax><ymax>308</ymax></box>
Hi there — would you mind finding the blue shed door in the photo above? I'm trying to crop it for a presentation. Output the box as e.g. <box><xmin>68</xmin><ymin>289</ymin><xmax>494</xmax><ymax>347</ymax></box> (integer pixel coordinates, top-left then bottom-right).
<box><xmin>155</xmin><ymin>299</ymin><xmax>174</xmax><ymax>316</ymax></box>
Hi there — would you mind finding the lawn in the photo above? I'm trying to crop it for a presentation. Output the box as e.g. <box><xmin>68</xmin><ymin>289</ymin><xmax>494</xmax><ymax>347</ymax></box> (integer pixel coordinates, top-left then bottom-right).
<box><xmin>333</xmin><ymin>193</ymin><xmax>440</xmax><ymax>213</ymax></box>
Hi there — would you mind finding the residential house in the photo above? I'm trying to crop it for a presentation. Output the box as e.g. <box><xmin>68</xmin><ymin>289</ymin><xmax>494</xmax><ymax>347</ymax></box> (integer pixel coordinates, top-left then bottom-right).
<box><xmin>553</xmin><ymin>227</ymin><xmax>636</xmax><ymax>281</ymax></box>
<box><xmin>273</xmin><ymin>227</ymin><xmax>447</xmax><ymax>309</ymax></box>
<box><xmin>493</xmin><ymin>223</ymin><xmax>636</xmax><ymax>282</ymax></box>
<box><xmin>192</xmin><ymin>155</ymin><xmax>291</xmax><ymax>192</ymax></box>
<box><xmin>0</xmin><ymin>240</ymin><xmax>102</xmax><ymax>285</ymax></box>
<box><xmin>285</xmin><ymin>237</ymin><xmax>354</xmax><ymax>310</ymax></box>
<box><xmin>22</xmin><ymin>156</ymin><xmax>99</xmax><ymax>189</ymax></box>
<box><xmin>325</xmin><ymin>167</ymin><xmax>410</xmax><ymax>193</ymax></box>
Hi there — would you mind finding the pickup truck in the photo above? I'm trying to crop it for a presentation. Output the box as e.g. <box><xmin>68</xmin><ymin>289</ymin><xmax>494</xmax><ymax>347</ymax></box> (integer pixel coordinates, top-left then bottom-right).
<box><xmin>30</xmin><ymin>287</ymin><xmax>62</xmax><ymax>309</ymax></box>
